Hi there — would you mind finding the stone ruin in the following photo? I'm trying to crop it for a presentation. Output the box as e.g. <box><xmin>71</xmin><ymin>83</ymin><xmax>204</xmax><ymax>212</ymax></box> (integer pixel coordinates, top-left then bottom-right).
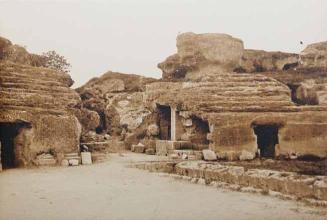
<box><xmin>148</xmin><ymin>32</ymin><xmax>327</xmax><ymax>161</ymax></box>
<box><xmin>0</xmin><ymin>37</ymin><xmax>81</xmax><ymax>170</ymax></box>
<box><xmin>0</xmin><ymin>33</ymin><xmax>326</xmax><ymax>170</ymax></box>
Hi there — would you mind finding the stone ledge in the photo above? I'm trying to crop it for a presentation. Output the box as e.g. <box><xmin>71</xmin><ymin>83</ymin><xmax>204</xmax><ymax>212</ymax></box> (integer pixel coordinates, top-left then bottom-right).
<box><xmin>129</xmin><ymin>160</ymin><xmax>327</xmax><ymax>204</ymax></box>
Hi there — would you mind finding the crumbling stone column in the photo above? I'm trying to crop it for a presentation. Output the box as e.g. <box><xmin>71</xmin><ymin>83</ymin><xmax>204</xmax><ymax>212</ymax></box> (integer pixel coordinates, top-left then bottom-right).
<box><xmin>170</xmin><ymin>106</ymin><xmax>177</xmax><ymax>141</ymax></box>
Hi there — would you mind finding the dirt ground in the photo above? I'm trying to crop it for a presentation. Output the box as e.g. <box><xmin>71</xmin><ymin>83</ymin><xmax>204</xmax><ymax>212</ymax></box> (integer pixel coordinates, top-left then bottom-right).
<box><xmin>0</xmin><ymin>153</ymin><xmax>326</xmax><ymax>220</ymax></box>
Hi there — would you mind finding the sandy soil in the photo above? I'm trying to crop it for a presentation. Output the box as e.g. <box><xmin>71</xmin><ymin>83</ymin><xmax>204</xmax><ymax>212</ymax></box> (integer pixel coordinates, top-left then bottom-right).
<box><xmin>0</xmin><ymin>153</ymin><xmax>326</xmax><ymax>220</ymax></box>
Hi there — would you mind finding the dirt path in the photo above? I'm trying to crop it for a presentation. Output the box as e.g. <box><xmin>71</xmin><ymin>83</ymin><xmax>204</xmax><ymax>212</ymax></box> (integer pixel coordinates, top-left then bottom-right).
<box><xmin>0</xmin><ymin>153</ymin><xmax>326</xmax><ymax>220</ymax></box>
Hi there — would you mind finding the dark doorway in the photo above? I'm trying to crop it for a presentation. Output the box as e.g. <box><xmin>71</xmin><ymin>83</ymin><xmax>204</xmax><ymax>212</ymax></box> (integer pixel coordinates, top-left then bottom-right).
<box><xmin>157</xmin><ymin>104</ymin><xmax>171</xmax><ymax>140</ymax></box>
<box><xmin>191</xmin><ymin>116</ymin><xmax>210</xmax><ymax>144</ymax></box>
<box><xmin>0</xmin><ymin>122</ymin><xmax>29</xmax><ymax>169</ymax></box>
<box><xmin>253</xmin><ymin>125</ymin><xmax>279</xmax><ymax>158</ymax></box>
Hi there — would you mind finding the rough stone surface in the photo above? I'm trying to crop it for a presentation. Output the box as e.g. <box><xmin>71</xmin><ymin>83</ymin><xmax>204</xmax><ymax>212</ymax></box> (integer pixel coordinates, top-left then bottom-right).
<box><xmin>131</xmin><ymin>143</ymin><xmax>145</xmax><ymax>153</ymax></box>
<box><xmin>148</xmin><ymin>33</ymin><xmax>327</xmax><ymax>160</ymax></box>
<box><xmin>202</xmin><ymin>149</ymin><xmax>217</xmax><ymax>161</ymax></box>
<box><xmin>239</xmin><ymin>49</ymin><xmax>299</xmax><ymax>73</ymax></box>
<box><xmin>145</xmin><ymin>148</ymin><xmax>155</xmax><ymax>155</ymax></box>
<box><xmin>158</xmin><ymin>32</ymin><xmax>244</xmax><ymax>80</ymax></box>
<box><xmin>300</xmin><ymin>41</ymin><xmax>327</xmax><ymax>68</ymax></box>
<box><xmin>0</xmin><ymin>36</ymin><xmax>45</xmax><ymax>67</ymax></box>
<box><xmin>76</xmin><ymin>71</ymin><xmax>157</xmax><ymax>145</ymax></box>
<box><xmin>0</xmin><ymin>37</ymin><xmax>81</xmax><ymax>167</ymax></box>
<box><xmin>173</xmin><ymin>160</ymin><xmax>327</xmax><ymax>201</ymax></box>
<box><xmin>239</xmin><ymin>150</ymin><xmax>256</xmax><ymax>161</ymax></box>
<box><xmin>147</xmin><ymin>124</ymin><xmax>159</xmax><ymax>136</ymax></box>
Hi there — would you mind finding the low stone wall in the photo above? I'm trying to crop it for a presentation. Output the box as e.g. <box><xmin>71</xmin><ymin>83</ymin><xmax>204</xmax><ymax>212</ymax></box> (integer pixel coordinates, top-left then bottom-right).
<box><xmin>81</xmin><ymin>140</ymin><xmax>126</xmax><ymax>153</ymax></box>
<box><xmin>130</xmin><ymin>160</ymin><xmax>327</xmax><ymax>204</ymax></box>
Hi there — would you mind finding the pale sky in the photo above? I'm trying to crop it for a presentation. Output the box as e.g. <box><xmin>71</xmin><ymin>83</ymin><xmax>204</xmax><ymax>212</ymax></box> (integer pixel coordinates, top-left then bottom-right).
<box><xmin>1</xmin><ymin>0</ymin><xmax>327</xmax><ymax>87</ymax></box>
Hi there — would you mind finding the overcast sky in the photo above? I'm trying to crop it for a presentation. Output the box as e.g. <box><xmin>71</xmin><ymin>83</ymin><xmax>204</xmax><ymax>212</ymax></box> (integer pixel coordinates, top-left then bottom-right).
<box><xmin>1</xmin><ymin>0</ymin><xmax>327</xmax><ymax>87</ymax></box>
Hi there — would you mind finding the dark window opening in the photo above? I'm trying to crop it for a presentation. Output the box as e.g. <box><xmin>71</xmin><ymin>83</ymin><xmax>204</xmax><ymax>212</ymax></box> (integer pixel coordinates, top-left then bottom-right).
<box><xmin>282</xmin><ymin>62</ymin><xmax>299</xmax><ymax>71</ymax></box>
<box><xmin>191</xmin><ymin>116</ymin><xmax>210</xmax><ymax>145</ymax></box>
<box><xmin>157</xmin><ymin>104</ymin><xmax>171</xmax><ymax>140</ymax></box>
<box><xmin>0</xmin><ymin>121</ymin><xmax>31</xmax><ymax>169</ymax></box>
<box><xmin>253</xmin><ymin>125</ymin><xmax>279</xmax><ymax>158</ymax></box>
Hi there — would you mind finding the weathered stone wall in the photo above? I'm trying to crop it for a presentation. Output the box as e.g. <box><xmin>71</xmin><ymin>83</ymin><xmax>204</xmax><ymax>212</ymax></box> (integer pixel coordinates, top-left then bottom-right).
<box><xmin>207</xmin><ymin>111</ymin><xmax>327</xmax><ymax>160</ymax></box>
<box><xmin>5</xmin><ymin>114</ymin><xmax>81</xmax><ymax>166</ymax></box>
<box><xmin>0</xmin><ymin>38</ymin><xmax>81</xmax><ymax>167</ymax></box>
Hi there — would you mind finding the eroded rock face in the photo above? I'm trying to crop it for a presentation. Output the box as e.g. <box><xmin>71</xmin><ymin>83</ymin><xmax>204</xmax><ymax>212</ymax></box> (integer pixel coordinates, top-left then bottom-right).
<box><xmin>238</xmin><ymin>49</ymin><xmax>299</xmax><ymax>73</ymax></box>
<box><xmin>300</xmin><ymin>41</ymin><xmax>327</xmax><ymax>68</ymax></box>
<box><xmin>76</xmin><ymin>71</ymin><xmax>157</xmax><ymax>144</ymax></box>
<box><xmin>0</xmin><ymin>36</ymin><xmax>45</xmax><ymax>67</ymax></box>
<box><xmin>158</xmin><ymin>32</ymin><xmax>244</xmax><ymax>81</ymax></box>
<box><xmin>0</xmin><ymin>37</ymin><xmax>81</xmax><ymax>167</ymax></box>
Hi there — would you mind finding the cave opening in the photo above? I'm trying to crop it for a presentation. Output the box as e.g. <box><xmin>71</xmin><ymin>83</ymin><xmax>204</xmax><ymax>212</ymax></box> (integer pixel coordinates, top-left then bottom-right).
<box><xmin>0</xmin><ymin>122</ymin><xmax>30</xmax><ymax>169</ymax></box>
<box><xmin>253</xmin><ymin>125</ymin><xmax>279</xmax><ymax>158</ymax></box>
<box><xmin>95</xmin><ymin>111</ymin><xmax>106</xmax><ymax>134</ymax></box>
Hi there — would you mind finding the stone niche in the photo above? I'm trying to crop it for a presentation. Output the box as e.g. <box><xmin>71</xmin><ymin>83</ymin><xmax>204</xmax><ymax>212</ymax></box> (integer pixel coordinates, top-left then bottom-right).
<box><xmin>155</xmin><ymin>104</ymin><xmax>211</xmax><ymax>153</ymax></box>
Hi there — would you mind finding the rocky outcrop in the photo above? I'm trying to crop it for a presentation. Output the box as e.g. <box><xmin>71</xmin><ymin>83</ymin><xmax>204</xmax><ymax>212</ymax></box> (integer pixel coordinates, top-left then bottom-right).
<box><xmin>300</xmin><ymin>41</ymin><xmax>327</xmax><ymax>68</ymax></box>
<box><xmin>158</xmin><ymin>32</ymin><xmax>244</xmax><ymax>81</ymax></box>
<box><xmin>0</xmin><ymin>36</ymin><xmax>81</xmax><ymax>168</ymax></box>
<box><xmin>238</xmin><ymin>49</ymin><xmax>299</xmax><ymax>73</ymax></box>
<box><xmin>76</xmin><ymin>71</ymin><xmax>157</xmax><ymax>145</ymax></box>
<box><xmin>0</xmin><ymin>36</ymin><xmax>45</xmax><ymax>67</ymax></box>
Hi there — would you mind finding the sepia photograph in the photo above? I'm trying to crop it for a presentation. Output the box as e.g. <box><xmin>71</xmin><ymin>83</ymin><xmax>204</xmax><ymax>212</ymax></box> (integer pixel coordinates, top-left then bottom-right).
<box><xmin>0</xmin><ymin>0</ymin><xmax>326</xmax><ymax>219</ymax></box>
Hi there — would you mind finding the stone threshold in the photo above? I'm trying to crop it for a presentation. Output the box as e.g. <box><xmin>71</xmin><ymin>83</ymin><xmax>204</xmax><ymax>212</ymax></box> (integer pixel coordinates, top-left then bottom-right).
<box><xmin>128</xmin><ymin>160</ymin><xmax>327</xmax><ymax>207</ymax></box>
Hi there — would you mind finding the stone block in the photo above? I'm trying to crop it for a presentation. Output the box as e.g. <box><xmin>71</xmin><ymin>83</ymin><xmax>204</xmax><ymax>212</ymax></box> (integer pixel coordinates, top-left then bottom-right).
<box><xmin>313</xmin><ymin>179</ymin><xmax>327</xmax><ymax>200</ymax></box>
<box><xmin>37</xmin><ymin>158</ymin><xmax>57</xmax><ymax>166</ymax></box>
<box><xmin>202</xmin><ymin>149</ymin><xmax>217</xmax><ymax>161</ymax></box>
<box><xmin>132</xmin><ymin>144</ymin><xmax>145</xmax><ymax>153</ymax></box>
<box><xmin>61</xmin><ymin>159</ymin><xmax>69</xmax><ymax>166</ymax></box>
<box><xmin>239</xmin><ymin>150</ymin><xmax>255</xmax><ymax>161</ymax></box>
<box><xmin>182</xmin><ymin>118</ymin><xmax>193</xmax><ymax>127</ymax></box>
<box><xmin>194</xmin><ymin>151</ymin><xmax>203</xmax><ymax>160</ymax></box>
<box><xmin>156</xmin><ymin>140</ymin><xmax>168</xmax><ymax>156</ymax></box>
<box><xmin>179</xmin><ymin>141</ymin><xmax>193</xmax><ymax>149</ymax></box>
<box><xmin>193</xmin><ymin>144</ymin><xmax>209</xmax><ymax>151</ymax></box>
<box><xmin>69</xmin><ymin>159</ymin><xmax>79</xmax><ymax>166</ymax></box>
<box><xmin>145</xmin><ymin>148</ymin><xmax>155</xmax><ymax>155</ymax></box>
<box><xmin>168</xmin><ymin>153</ymin><xmax>179</xmax><ymax>160</ymax></box>
<box><xmin>81</xmin><ymin>152</ymin><xmax>92</xmax><ymax>165</ymax></box>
